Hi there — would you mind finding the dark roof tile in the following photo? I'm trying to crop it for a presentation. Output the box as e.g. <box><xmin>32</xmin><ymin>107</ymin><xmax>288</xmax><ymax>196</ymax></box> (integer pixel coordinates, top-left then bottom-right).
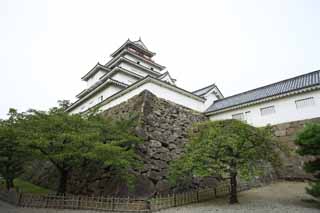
<box><xmin>206</xmin><ymin>70</ymin><xmax>320</xmax><ymax>113</ymax></box>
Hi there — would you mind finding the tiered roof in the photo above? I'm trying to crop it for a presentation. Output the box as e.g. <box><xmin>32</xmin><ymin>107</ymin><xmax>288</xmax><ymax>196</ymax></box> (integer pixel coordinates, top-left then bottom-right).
<box><xmin>110</xmin><ymin>39</ymin><xmax>156</xmax><ymax>58</ymax></box>
<box><xmin>70</xmin><ymin>38</ymin><xmax>169</xmax><ymax>111</ymax></box>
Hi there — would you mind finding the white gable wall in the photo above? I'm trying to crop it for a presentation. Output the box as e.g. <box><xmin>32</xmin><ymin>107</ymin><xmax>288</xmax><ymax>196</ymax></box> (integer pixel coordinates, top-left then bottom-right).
<box><xmin>203</xmin><ymin>92</ymin><xmax>219</xmax><ymax>110</ymax></box>
<box><xmin>208</xmin><ymin>90</ymin><xmax>320</xmax><ymax>127</ymax></box>
<box><xmin>160</xmin><ymin>74</ymin><xmax>175</xmax><ymax>85</ymax></box>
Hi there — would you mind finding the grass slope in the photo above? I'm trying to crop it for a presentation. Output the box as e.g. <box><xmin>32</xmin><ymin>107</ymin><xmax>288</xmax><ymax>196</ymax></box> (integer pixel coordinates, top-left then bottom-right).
<box><xmin>0</xmin><ymin>178</ymin><xmax>52</xmax><ymax>194</ymax></box>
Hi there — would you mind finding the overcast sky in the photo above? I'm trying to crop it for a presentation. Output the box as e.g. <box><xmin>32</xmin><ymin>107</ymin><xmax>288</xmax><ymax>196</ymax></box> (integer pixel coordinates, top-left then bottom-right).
<box><xmin>1</xmin><ymin>0</ymin><xmax>320</xmax><ymax>118</ymax></box>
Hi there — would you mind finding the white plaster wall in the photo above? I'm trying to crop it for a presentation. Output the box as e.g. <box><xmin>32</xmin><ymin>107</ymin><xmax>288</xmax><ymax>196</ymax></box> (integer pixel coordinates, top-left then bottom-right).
<box><xmin>70</xmin><ymin>84</ymin><xmax>122</xmax><ymax>114</ymax></box>
<box><xmin>111</xmin><ymin>72</ymin><xmax>139</xmax><ymax>85</ymax></box>
<box><xmin>118</xmin><ymin>62</ymin><xmax>153</xmax><ymax>77</ymax></box>
<box><xmin>209</xmin><ymin>90</ymin><xmax>320</xmax><ymax>127</ymax></box>
<box><xmin>124</xmin><ymin>54</ymin><xmax>161</xmax><ymax>72</ymax></box>
<box><xmin>99</xmin><ymin>82</ymin><xmax>204</xmax><ymax>112</ymax></box>
<box><xmin>87</xmin><ymin>70</ymin><xmax>106</xmax><ymax>88</ymax></box>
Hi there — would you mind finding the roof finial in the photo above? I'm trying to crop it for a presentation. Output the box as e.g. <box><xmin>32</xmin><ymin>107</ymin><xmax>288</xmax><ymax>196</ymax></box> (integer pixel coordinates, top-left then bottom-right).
<box><xmin>139</xmin><ymin>36</ymin><xmax>141</xmax><ymax>41</ymax></box>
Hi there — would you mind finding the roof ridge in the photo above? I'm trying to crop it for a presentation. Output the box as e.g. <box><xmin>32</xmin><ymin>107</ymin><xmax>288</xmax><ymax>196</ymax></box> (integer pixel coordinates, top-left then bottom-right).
<box><xmin>192</xmin><ymin>83</ymin><xmax>216</xmax><ymax>93</ymax></box>
<box><xmin>214</xmin><ymin>70</ymin><xmax>320</xmax><ymax>103</ymax></box>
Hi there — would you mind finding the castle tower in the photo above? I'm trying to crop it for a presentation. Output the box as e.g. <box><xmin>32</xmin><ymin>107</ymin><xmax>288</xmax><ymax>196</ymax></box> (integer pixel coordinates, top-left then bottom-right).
<box><xmin>67</xmin><ymin>38</ymin><xmax>221</xmax><ymax>114</ymax></box>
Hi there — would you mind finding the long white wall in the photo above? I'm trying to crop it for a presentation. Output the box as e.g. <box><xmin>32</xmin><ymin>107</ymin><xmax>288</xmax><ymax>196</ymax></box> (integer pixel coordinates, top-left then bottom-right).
<box><xmin>70</xmin><ymin>84</ymin><xmax>123</xmax><ymax>114</ymax></box>
<box><xmin>99</xmin><ymin>82</ymin><xmax>205</xmax><ymax>112</ymax></box>
<box><xmin>208</xmin><ymin>90</ymin><xmax>320</xmax><ymax>127</ymax></box>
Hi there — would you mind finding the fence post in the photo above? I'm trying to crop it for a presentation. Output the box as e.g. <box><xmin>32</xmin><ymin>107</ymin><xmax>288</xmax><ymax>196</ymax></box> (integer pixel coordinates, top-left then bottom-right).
<box><xmin>45</xmin><ymin>194</ymin><xmax>49</xmax><ymax>208</ymax></box>
<box><xmin>144</xmin><ymin>199</ymin><xmax>151</xmax><ymax>213</ymax></box>
<box><xmin>77</xmin><ymin>195</ymin><xmax>81</xmax><ymax>209</ymax></box>
<box><xmin>16</xmin><ymin>192</ymin><xmax>22</xmax><ymax>206</ymax></box>
<box><xmin>111</xmin><ymin>197</ymin><xmax>115</xmax><ymax>211</ymax></box>
<box><xmin>173</xmin><ymin>193</ymin><xmax>176</xmax><ymax>207</ymax></box>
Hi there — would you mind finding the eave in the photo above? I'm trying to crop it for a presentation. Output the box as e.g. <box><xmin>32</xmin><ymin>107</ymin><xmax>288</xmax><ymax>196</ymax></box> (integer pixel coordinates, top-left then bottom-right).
<box><xmin>107</xmin><ymin>56</ymin><xmax>161</xmax><ymax>76</ymax></box>
<box><xmin>66</xmin><ymin>78</ymin><xmax>128</xmax><ymax>112</ymax></box>
<box><xmin>106</xmin><ymin>48</ymin><xmax>165</xmax><ymax>70</ymax></box>
<box><xmin>99</xmin><ymin>66</ymin><xmax>144</xmax><ymax>81</ymax></box>
<box><xmin>81</xmin><ymin>63</ymin><xmax>111</xmax><ymax>81</ymax></box>
<box><xmin>77</xmin><ymin>67</ymin><xmax>144</xmax><ymax>99</ymax></box>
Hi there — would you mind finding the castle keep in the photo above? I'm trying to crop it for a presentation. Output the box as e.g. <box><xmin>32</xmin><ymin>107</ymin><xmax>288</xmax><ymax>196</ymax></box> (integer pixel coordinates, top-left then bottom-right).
<box><xmin>61</xmin><ymin>39</ymin><xmax>320</xmax><ymax>196</ymax></box>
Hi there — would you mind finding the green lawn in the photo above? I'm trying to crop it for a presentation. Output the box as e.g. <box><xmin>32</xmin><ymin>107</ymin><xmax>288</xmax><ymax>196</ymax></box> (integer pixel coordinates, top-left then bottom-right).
<box><xmin>0</xmin><ymin>178</ymin><xmax>52</xmax><ymax>194</ymax></box>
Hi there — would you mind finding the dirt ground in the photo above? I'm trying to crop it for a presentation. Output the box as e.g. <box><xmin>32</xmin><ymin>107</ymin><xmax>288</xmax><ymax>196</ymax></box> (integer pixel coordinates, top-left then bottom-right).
<box><xmin>0</xmin><ymin>181</ymin><xmax>319</xmax><ymax>213</ymax></box>
<box><xmin>159</xmin><ymin>181</ymin><xmax>319</xmax><ymax>213</ymax></box>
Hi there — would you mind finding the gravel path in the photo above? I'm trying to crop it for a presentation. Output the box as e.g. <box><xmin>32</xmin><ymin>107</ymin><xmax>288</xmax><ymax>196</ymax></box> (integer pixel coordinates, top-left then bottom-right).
<box><xmin>159</xmin><ymin>181</ymin><xmax>319</xmax><ymax>213</ymax></box>
<box><xmin>0</xmin><ymin>182</ymin><xmax>319</xmax><ymax>213</ymax></box>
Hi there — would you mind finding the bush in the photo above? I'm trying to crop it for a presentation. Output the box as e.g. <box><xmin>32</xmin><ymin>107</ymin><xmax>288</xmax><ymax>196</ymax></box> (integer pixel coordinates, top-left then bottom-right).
<box><xmin>295</xmin><ymin>123</ymin><xmax>320</xmax><ymax>199</ymax></box>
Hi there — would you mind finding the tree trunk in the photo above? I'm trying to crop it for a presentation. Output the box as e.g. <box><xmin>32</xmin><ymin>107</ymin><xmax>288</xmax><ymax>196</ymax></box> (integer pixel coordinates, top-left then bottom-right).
<box><xmin>5</xmin><ymin>178</ymin><xmax>14</xmax><ymax>191</ymax></box>
<box><xmin>229</xmin><ymin>160</ymin><xmax>239</xmax><ymax>204</ymax></box>
<box><xmin>57</xmin><ymin>169</ymin><xmax>68</xmax><ymax>195</ymax></box>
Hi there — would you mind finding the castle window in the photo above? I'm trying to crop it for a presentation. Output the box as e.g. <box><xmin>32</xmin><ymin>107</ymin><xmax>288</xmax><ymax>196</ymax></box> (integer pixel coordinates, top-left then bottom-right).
<box><xmin>150</xmin><ymin>67</ymin><xmax>154</xmax><ymax>71</ymax></box>
<box><xmin>260</xmin><ymin>106</ymin><xmax>275</xmax><ymax>116</ymax></box>
<box><xmin>232</xmin><ymin>113</ymin><xmax>245</xmax><ymax>121</ymax></box>
<box><xmin>99</xmin><ymin>95</ymin><xmax>103</xmax><ymax>102</ymax></box>
<box><xmin>137</xmin><ymin>61</ymin><xmax>140</xmax><ymax>65</ymax></box>
<box><xmin>295</xmin><ymin>97</ymin><xmax>315</xmax><ymax>109</ymax></box>
<box><xmin>245</xmin><ymin>111</ymin><xmax>251</xmax><ymax>123</ymax></box>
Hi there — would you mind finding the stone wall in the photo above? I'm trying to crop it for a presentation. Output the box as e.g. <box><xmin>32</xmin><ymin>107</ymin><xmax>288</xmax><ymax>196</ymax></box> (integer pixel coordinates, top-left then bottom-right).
<box><xmin>272</xmin><ymin>117</ymin><xmax>320</xmax><ymax>180</ymax></box>
<box><xmin>100</xmin><ymin>90</ymin><xmax>208</xmax><ymax>196</ymax></box>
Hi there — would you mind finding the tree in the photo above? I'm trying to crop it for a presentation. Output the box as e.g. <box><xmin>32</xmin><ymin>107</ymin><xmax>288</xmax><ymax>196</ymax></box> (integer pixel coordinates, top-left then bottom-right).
<box><xmin>20</xmin><ymin>102</ymin><xmax>141</xmax><ymax>194</ymax></box>
<box><xmin>295</xmin><ymin>122</ymin><xmax>320</xmax><ymax>199</ymax></box>
<box><xmin>0</xmin><ymin>109</ymin><xmax>28</xmax><ymax>190</ymax></box>
<box><xmin>169</xmin><ymin>119</ymin><xmax>280</xmax><ymax>204</ymax></box>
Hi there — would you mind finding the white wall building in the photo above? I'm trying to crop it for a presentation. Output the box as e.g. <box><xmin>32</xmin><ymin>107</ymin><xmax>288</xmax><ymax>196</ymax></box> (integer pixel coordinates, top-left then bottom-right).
<box><xmin>67</xmin><ymin>39</ymin><xmax>320</xmax><ymax>127</ymax></box>
<box><xmin>206</xmin><ymin>76</ymin><xmax>320</xmax><ymax>127</ymax></box>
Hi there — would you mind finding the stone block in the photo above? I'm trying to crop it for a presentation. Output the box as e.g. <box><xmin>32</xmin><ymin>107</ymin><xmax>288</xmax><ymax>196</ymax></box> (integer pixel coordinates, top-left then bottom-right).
<box><xmin>150</xmin><ymin>140</ymin><xmax>162</xmax><ymax>148</ymax></box>
<box><xmin>274</xmin><ymin>130</ymin><xmax>287</xmax><ymax>137</ymax></box>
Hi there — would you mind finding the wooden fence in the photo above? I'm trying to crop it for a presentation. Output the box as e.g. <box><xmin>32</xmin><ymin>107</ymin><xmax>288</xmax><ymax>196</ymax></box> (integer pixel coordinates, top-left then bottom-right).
<box><xmin>18</xmin><ymin>194</ymin><xmax>149</xmax><ymax>212</ymax></box>
<box><xmin>149</xmin><ymin>180</ymin><xmax>251</xmax><ymax>211</ymax></box>
<box><xmin>0</xmin><ymin>180</ymin><xmax>251</xmax><ymax>212</ymax></box>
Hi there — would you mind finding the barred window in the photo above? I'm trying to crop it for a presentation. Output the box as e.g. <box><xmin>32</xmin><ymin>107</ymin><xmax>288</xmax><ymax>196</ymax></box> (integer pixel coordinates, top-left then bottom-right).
<box><xmin>295</xmin><ymin>97</ymin><xmax>315</xmax><ymax>109</ymax></box>
<box><xmin>232</xmin><ymin>113</ymin><xmax>245</xmax><ymax>121</ymax></box>
<box><xmin>260</xmin><ymin>106</ymin><xmax>276</xmax><ymax>116</ymax></box>
<box><xmin>99</xmin><ymin>95</ymin><xmax>103</xmax><ymax>102</ymax></box>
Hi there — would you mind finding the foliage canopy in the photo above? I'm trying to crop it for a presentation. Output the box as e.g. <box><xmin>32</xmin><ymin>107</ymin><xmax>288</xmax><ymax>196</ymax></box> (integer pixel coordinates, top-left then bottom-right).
<box><xmin>169</xmin><ymin>119</ymin><xmax>280</xmax><ymax>204</ymax></box>
<box><xmin>9</xmin><ymin>101</ymin><xmax>142</xmax><ymax>194</ymax></box>
<box><xmin>0</xmin><ymin>109</ymin><xmax>28</xmax><ymax>190</ymax></box>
